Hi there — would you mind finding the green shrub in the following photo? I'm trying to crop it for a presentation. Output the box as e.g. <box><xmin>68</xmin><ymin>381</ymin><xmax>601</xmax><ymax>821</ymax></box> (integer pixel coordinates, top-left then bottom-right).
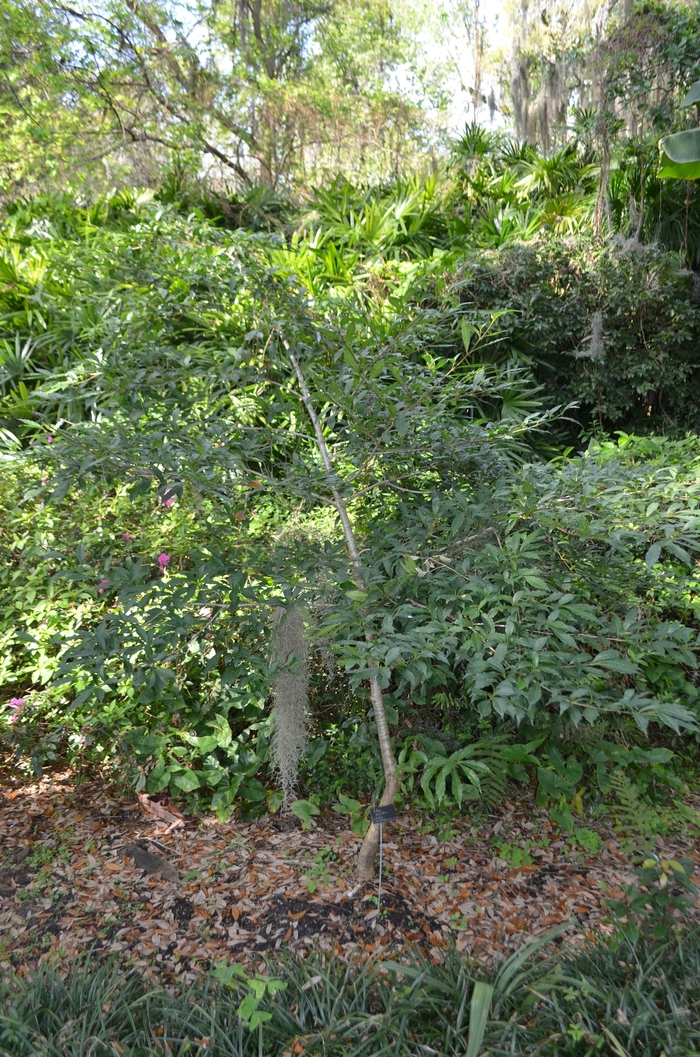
<box><xmin>460</xmin><ymin>236</ymin><xmax>700</xmax><ymax>435</ymax></box>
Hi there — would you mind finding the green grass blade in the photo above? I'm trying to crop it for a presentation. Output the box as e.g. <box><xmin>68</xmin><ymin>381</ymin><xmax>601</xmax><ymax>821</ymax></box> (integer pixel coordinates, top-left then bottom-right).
<box><xmin>465</xmin><ymin>981</ymin><xmax>494</xmax><ymax>1057</ymax></box>
<box><xmin>494</xmin><ymin>921</ymin><xmax>570</xmax><ymax>998</ymax></box>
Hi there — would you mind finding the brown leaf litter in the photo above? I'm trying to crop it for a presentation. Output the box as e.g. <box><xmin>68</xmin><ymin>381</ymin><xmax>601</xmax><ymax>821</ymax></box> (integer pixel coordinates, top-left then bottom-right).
<box><xmin>0</xmin><ymin>775</ymin><xmax>698</xmax><ymax>985</ymax></box>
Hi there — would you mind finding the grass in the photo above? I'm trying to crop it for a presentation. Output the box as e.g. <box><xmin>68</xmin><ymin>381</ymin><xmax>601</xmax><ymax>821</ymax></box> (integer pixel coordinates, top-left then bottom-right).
<box><xmin>1</xmin><ymin>925</ymin><xmax>699</xmax><ymax>1056</ymax></box>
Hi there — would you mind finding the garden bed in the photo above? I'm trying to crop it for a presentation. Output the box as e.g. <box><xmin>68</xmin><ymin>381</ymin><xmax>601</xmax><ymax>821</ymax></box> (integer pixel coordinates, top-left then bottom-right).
<box><xmin>3</xmin><ymin>775</ymin><xmax>698</xmax><ymax>984</ymax></box>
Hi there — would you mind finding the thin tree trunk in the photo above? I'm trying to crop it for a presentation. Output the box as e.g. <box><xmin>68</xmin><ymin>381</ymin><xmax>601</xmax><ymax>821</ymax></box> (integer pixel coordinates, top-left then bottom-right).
<box><xmin>288</xmin><ymin>349</ymin><xmax>398</xmax><ymax>879</ymax></box>
<box><xmin>472</xmin><ymin>0</ymin><xmax>483</xmax><ymax>122</ymax></box>
<box><xmin>594</xmin><ymin>132</ymin><xmax>610</xmax><ymax>239</ymax></box>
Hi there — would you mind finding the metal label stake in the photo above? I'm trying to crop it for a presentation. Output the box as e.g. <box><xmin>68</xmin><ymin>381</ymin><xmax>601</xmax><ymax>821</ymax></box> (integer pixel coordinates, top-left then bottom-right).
<box><xmin>378</xmin><ymin>822</ymin><xmax>384</xmax><ymax>914</ymax></box>
<box><xmin>370</xmin><ymin>804</ymin><xmax>397</xmax><ymax>919</ymax></box>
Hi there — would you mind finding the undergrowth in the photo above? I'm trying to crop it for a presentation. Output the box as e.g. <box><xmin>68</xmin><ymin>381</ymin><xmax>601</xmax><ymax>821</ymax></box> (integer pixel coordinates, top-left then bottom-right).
<box><xmin>1</xmin><ymin>926</ymin><xmax>699</xmax><ymax>1056</ymax></box>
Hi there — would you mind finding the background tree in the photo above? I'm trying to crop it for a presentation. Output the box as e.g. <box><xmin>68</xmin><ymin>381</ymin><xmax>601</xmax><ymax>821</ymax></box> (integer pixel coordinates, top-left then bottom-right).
<box><xmin>0</xmin><ymin>0</ymin><xmax>428</xmax><ymax>195</ymax></box>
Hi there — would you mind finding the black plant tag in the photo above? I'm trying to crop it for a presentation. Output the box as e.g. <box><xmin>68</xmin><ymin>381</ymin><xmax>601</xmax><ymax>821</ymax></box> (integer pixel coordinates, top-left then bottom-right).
<box><xmin>370</xmin><ymin>805</ymin><xmax>397</xmax><ymax>824</ymax></box>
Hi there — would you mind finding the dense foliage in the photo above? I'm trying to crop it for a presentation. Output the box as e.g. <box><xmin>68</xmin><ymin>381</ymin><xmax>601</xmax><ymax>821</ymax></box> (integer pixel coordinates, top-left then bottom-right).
<box><xmin>1</xmin><ymin>1</ymin><xmax>700</xmax><ymax>868</ymax></box>
<box><xmin>3</xmin><ymin>8</ymin><xmax>700</xmax><ymax>1054</ymax></box>
<box><xmin>0</xmin><ymin>186</ymin><xmax>699</xmax><ymax>844</ymax></box>
<box><xmin>460</xmin><ymin>237</ymin><xmax>700</xmax><ymax>433</ymax></box>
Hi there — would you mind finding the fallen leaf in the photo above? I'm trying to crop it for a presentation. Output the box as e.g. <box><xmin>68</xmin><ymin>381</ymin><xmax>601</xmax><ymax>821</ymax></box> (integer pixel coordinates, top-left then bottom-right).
<box><xmin>137</xmin><ymin>793</ymin><xmax>185</xmax><ymax>830</ymax></box>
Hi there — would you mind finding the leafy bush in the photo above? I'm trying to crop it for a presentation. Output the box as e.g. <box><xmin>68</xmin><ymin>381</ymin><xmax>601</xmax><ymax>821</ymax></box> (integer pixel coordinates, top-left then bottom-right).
<box><xmin>460</xmin><ymin>236</ymin><xmax>700</xmax><ymax>434</ymax></box>
<box><xmin>1</xmin><ymin>194</ymin><xmax>700</xmax><ymax>828</ymax></box>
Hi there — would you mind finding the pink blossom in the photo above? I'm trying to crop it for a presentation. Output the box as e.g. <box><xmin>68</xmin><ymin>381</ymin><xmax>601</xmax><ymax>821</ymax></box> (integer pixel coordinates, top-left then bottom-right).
<box><xmin>157</xmin><ymin>552</ymin><xmax>171</xmax><ymax>569</ymax></box>
<box><xmin>97</xmin><ymin>579</ymin><xmax>110</xmax><ymax>595</ymax></box>
<box><xmin>46</xmin><ymin>435</ymin><xmax>54</xmax><ymax>443</ymax></box>
<box><xmin>162</xmin><ymin>496</ymin><xmax>175</xmax><ymax>507</ymax></box>
<box><xmin>122</xmin><ymin>532</ymin><xmax>135</xmax><ymax>542</ymax></box>
<box><xmin>7</xmin><ymin>698</ymin><xmax>23</xmax><ymax>723</ymax></box>
<box><xmin>41</xmin><ymin>476</ymin><xmax>48</xmax><ymax>485</ymax></box>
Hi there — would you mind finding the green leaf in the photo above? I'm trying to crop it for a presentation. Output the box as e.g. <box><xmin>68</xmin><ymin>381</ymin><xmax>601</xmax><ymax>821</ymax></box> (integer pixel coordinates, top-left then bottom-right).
<box><xmin>550</xmin><ymin>806</ymin><xmax>574</xmax><ymax>833</ymax></box>
<box><xmin>305</xmin><ymin>738</ymin><xmax>327</xmax><ymax>769</ymax></box>
<box><xmin>682</xmin><ymin>79</ymin><xmax>700</xmax><ymax>107</ymax></box>
<box><xmin>384</xmin><ymin>700</ymin><xmax>398</xmax><ymax>724</ymax></box>
<box><xmin>434</xmin><ymin>765</ymin><xmax>448</xmax><ymax>804</ymax></box>
<box><xmin>662</xmin><ymin>128</ymin><xmax>700</xmax><ymax>163</ymax></box>
<box><xmin>658</xmin><ymin>155</ymin><xmax>700</xmax><ymax>179</ymax></box>
<box><xmin>183</xmin><ymin>734</ymin><xmax>219</xmax><ymax>754</ymax></box>
<box><xmin>171</xmin><ymin>769</ymin><xmax>200</xmax><ymax>792</ymax></box>
<box><xmin>461</xmin><ymin>318</ymin><xmax>475</xmax><ymax>355</ymax></box>
<box><xmin>248</xmin><ymin>978</ymin><xmax>267</xmax><ymax>1000</ymax></box>
<box><xmin>212</xmin><ymin>962</ymin><xmax>246</xmax><ymax>988</ymax></box>
<box><xmin>211</xmin><ymin>788</ymin><xmax>237</xmax><ymax>821</ymax></box>
<box><xmin>146</xmin><ymin>760</ymin><xmax>170</xmax><ymax>794</ymax></box>
<box><xmin>629</xmin><ymin>699</ymin><xmax>698</xmax><ymax>734</ymax></box>
<box><xmin>461</xmin><ymin>766</ymin><xmax>483</xmax><ymax>790</ymax></box>
<box><xmin>248</xmin><ymin>1010</ymin><xmax>272</xmax><ymax>1030</ymax></box>
<box><xmin>290</xmin><ymin>798</ymin><xmax>321</xmax><ymax>830</ymax></box>
<box><xmin>345</xmin><ymin>589</ymin><xmax>368</xmax><ymax>602</ymax></box>
<box><xmin>645</xmin><ymin>542</ymin><xmax>662</xmax><ymax>567</ymax></box>
<box><xmin>240</xmin><ymin>779</ymin><xmax>267</xmax><ymax>802</ymax></box>
<box><xmin>538</xmin><ymin>767</ymin><xmax>569</xmax><ymax>798</ymax></box>
<box><xmin>238</xmin><ymin>993</ymin><xmax>260</xmax><ymax>1024</ymax></box>
<box><xmin>332</xmin><ymin>793</ymin><xmax>363</xmax><ymax>813</ymax></box>
<box><xmin>210</xmin><ymin>713</ymin><xmax>233</xmax><ymax>749</ymax></box>
<box><xmin>663</xmin><ymin>541</ymin><xmax>692</xmax><ymax>565</ymax></box>
<box><xmin>659</xmin><ymin>127</ymin><xmax>700</xmax><ymax>178</ymax></box>
<box><xmin>591</xmin><ymin>650</ymin><xmax>639</xmax><ymax>674</ymax></box>
<box><xmin>465</xmin><ymin>981</ymin><xmax>494</xmax><ymax>1057</ymax></box>
<box><xmin>266</xmin><ymin>788</ymin><xmax>285</xmax><ymax>814</ymax></box>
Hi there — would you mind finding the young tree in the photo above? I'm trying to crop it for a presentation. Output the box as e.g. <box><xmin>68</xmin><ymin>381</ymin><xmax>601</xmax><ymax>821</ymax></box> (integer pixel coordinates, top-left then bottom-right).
<box><xmin>32</xmin><ymin>213</ymin><xmax>544</xmax><ymax>876</ymax></box>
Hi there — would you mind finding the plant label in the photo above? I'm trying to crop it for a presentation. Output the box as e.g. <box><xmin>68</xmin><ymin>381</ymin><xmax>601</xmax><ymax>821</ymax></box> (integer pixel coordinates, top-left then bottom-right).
<box><xmin>370</xmin><ymin>805</ymin><xmax>397</xmax><ymax>824</ymax></box>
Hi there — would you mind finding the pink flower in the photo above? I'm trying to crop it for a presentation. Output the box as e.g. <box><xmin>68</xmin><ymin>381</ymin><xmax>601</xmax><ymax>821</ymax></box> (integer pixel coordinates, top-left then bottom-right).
<box><xmin>97</xmin><ymin>579</ymin><xmax>110</xmax><ymax>595</ymax></box>
<box><xmin>161</xmin><ymin>488</ymin><xmax>177</xmax><ymax>507</ymax></box>
<box><xmin>41</xmin><ymin>476</ymin><xmax>48</xmax><ymax>485</ymax></box>
<box><xmin>157</xmin><ymin>552</ymin><xmax>171</xmax><ymax>569</ymax></box>
<box><xmin>122</xmin><ymin>533</ymin><xmax>135</xmax><ymax>542</ymax></box>
<box><xmin>46</xmin><ymin>435</ymin><xmax>54</xmax><ymax>443</ymax></box>
<box><xmin>7</xmin><ymin>699</ymin><xmax>23</xmax><ymax>723</ymax></box>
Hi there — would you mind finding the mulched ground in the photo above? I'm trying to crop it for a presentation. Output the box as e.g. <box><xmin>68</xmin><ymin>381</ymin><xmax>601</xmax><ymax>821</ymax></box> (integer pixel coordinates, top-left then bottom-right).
<box><xmin>1</xmin><ymin>775</ymin><xmax>699</xmax><ymax>985</ymax></box>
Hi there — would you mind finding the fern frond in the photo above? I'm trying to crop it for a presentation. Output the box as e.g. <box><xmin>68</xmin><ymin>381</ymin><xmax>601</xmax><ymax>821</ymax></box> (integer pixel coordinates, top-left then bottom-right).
<box><xmin>609</xmin><ymin>770</ymin><xmax>658</xmax><ymax>852</ymax></box>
